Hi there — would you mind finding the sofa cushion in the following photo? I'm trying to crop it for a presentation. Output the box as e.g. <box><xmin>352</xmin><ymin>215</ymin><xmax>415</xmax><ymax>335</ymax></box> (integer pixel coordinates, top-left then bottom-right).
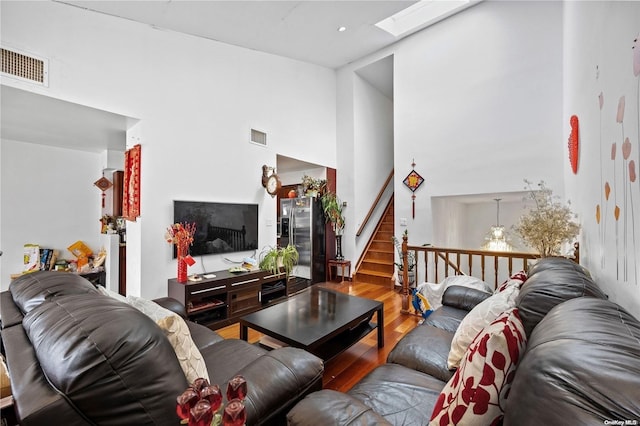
<box><xmin>0</xmin><ymin>291</ymin><xmax>23</xmax><ymax>328</ymax></box>
<box><xmin>387</xmin><ymin>323</ymin><xmax>456</xmax><ymax>382</ymax></box>
<box><xmin>201</xmin><ymin>338</ymin><xmax>269</xmax><ymax>387</ymax></box>
<box><xmin>9</xmin><ymin>271</ymin><xmax>99</xmax><ymax>314</ymax></box>
<box><xmin>187</xmin><ymin>320</ymin><xmax>225</xmax><ymax>351</ymax></box>
<box><xmin>441</xmin><ymin>285</ymin><xmax>493</xmax><ymax>312</ymax></box>
<box><xmin>431</xmin><ymin>308</ymin><xmax>527</xmax><ymax>426</ymax></box>
<box><xmin>516</xmin><ymin>266</ymin><xmax>607</xmax><ymax>337</ymax></box>
<box><xmin>288</xmin><ymin>389</ymin><xmax>392</xmax><ymax>425</ymax></box>
<box><xmin>526</xmin><ymin>256</ymin><xmax>590</xmax><ymax>278</ymax></box>
<box><xmin>448</xmin><ymin>285</ymin><xmax>519</xmax><ymax>370</ymax></box>
<box><xmin>504</xmin><ymin>298</ymin><xmax>640</xmax><ymax>425</ymax></box>
<box><xmin>424</xmin><ymin>304</ymin><xmax>469</xmax><ymax>333</ymax></box>
<box><xmin>349</xmin><ymin>363</ymin><xmax>446</xmax><ymax>425</ymax></box>
<box><xmin>126</xmin><ymin>295</ymin><xmax>209</xmax><ymax>383</ymax></box>
<box><xmin>22</xmin><ymin>293</ymin><xmax>189</xmax><ymax>425</ymax></box>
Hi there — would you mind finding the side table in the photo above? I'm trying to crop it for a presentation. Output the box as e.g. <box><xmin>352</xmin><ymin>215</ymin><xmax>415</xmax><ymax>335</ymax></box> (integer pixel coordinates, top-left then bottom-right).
<box><xmin>327</xmin><ymin>259</ymin><xmax>351</xmax><ymax>283</ymax></box>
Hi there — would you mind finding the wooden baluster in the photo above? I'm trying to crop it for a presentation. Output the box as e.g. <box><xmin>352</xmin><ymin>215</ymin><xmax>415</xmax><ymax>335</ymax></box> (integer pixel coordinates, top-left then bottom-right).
<box><xmin>401</xmin><ymin>233</ymin><xmax>411</xmax><ymax>314</ymax></box>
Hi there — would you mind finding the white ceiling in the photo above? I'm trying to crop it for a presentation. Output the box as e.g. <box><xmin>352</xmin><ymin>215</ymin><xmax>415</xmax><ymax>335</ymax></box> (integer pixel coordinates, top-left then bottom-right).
<box><xmin>58</xmin><ymin>0</ymin><xmax>418</xmax><ymax>69</ymax></box>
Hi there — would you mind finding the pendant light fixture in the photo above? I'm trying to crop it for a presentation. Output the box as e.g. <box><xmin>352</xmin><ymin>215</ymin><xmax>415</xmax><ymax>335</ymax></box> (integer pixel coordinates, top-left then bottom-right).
<box><xmin>482</xmin><ymin>198</ymin><xmax>513</xmax><ymax>252</ymax></box>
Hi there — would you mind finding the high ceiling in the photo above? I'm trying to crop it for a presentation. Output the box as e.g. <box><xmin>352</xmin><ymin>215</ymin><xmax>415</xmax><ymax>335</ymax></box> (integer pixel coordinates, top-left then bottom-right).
<box><xmin>2</xmin><ymin>0</ymin><xmax>479</xmax><ymax>154</ymax></box>
<box><xmin>59</xmin><ymin>0</ymin><xmax>417</xmax><ymax>69</ymax></box>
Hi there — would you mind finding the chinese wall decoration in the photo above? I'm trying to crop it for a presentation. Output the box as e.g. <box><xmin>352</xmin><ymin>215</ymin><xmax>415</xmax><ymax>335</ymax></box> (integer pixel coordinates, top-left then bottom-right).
<box><xmin>403</xmin><ymin>159</ymin><xmax>425</xmax><ymax>219</ymax></box>
<box><xmin>123</xmin><ymin>144</ymin><xmax>141</xmax><ymax>221</ymax></box>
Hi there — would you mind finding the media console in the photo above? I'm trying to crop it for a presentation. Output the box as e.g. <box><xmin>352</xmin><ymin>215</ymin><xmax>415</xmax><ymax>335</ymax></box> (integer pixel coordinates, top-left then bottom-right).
<box><xmin>168</xmin><ymin>269</ymin><xmax>308</xmax><ymax>329</ymax></box>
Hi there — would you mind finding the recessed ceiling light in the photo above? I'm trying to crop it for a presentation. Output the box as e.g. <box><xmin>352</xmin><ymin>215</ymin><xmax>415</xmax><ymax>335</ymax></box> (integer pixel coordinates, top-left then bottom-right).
<box><xmin>337</xmin><ymin>26</ymin><xmax>347</xmax><ymax>32</ymax></box>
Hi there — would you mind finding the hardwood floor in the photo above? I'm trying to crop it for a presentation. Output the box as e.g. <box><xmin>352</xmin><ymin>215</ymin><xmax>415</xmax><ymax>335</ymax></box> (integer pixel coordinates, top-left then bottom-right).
<box><xmin>215</xmin><ymin>280</ymin><xmax>422</xmax><ymax>392</ymax></box>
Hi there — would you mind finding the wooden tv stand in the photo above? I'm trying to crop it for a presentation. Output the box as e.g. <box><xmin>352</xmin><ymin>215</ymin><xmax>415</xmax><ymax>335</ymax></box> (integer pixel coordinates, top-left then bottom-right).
<box><xmin>168</xmin><ymin>269</ymin><xmax>305</xmax><ymax>330</ymax></box>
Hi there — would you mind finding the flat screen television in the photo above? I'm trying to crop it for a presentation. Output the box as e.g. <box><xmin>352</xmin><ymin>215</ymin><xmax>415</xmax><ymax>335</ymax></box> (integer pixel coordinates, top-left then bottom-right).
<box><xmin>173</xmin><ymin>200</ymin><xmax>259</xmax><ymax>257</ymax></box>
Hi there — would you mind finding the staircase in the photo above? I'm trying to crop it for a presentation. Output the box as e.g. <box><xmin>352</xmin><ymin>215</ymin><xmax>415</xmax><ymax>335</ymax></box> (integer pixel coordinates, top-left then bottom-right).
<box><xmin>354</xmin><ymin>197</ymin><xmax>395</xmax><ymax>286</ymax></box>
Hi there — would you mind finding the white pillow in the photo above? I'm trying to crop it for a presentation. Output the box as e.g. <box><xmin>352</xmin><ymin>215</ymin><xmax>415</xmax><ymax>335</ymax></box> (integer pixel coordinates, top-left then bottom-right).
<box><xmin>447</xmin><ymin>285</ymin><xmax>519</xmax><ymax>370</ymax></box>
<box><xmin>415</xmin><ymin>275</ymin><xmax>492</xmax><ymax>312</ymax></box>
<box><xmin>96</xmin><ymin>285</ymin><xmax>128</xmax><ymax>303</ymax></box>
<box><xmin>126</xmin><ymin>295</ymin><xmax>210</xmax><ymax>383</ymax></box>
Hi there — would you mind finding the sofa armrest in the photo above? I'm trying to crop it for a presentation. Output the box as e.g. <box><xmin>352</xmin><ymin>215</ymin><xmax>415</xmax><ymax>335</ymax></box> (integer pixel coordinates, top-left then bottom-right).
<box><xmin>287</xmin><ymin>390</ymin><xmax>392</xmax><ymax>426</ymax></box>
<box><xmin>235</xmin><ymin>347</ymin><xmax>324</xmax><ymax>425</ymax></box>
<box><xmin>153</xmin><ymin>297</ymin><xmax>188</xmax><ymax>319</ymax></box>
<box><xmin>441</xmin><ymin>285</ymin><xmax>492</xmax><ymax>311</ymax></box>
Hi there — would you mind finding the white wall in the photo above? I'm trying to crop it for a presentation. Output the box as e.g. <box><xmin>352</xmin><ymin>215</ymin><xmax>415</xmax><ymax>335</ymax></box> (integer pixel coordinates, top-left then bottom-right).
<box><xmin>393</xmin><ymin>1</ymin><xmax>564</xmax><ymax>248</ymax></box>
<box><xmin>1</xmin><ymin>1</ymin><xmax>336</xmax><ymax>299</ymax></box>
<box><xmin>352</xmin><ymin>74</ymin><xmax>394</xmax><ymax>256</ymax></box>
<box><xmin>0</xmin><ymin>139</ymin><xmax>103</xmax><ymax>286</ymax></box>
<box><xmin>563</xmin><ymin>1</ymin><xmax>640</xmax><ymax>316</ymax></box>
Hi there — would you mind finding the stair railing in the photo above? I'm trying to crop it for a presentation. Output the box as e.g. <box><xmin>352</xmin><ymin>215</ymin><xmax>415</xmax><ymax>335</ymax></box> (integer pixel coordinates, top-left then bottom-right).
<box><xmin>356</xmin><ymin>169</ymin><xmax>394</xmax><ymax>237</ymax></box>
<box><xmin>399</xmin><ymin>242</ymin><xmax>580</xmax><ymax>313</ymax></box>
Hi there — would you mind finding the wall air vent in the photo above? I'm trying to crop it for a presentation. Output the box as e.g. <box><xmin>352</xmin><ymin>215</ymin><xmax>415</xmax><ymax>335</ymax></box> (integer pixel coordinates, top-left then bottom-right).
<box><xmin>1</xmin><ymin>47</ymin><xmax>48</xmax><ymax>86</ymax></box>
<box><xmin>251</xmin><ymin>128</ymin><xmax>267</xmax><ymax>146</ymax></box>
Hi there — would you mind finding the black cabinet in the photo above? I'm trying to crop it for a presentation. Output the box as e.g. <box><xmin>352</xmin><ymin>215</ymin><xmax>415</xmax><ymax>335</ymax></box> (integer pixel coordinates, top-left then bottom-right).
<box><xmin>168</xmin><ymin>269</ymin><xmax>293</xmax><ymax>329</ymax></box>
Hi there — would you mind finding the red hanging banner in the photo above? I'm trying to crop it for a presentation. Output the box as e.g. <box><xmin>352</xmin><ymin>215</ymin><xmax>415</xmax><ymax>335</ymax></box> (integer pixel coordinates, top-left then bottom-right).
<box><xmin>123</xmin><ymin>144</ymin><xmax>141</xmax><ymax>221</ymax></box>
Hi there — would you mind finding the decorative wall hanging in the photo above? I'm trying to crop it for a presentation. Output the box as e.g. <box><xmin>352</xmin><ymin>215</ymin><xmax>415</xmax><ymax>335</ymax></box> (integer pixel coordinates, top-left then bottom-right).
<box><xmin>123</xmin><ymin>144</ymin><xmax>141</xmax><ymax>221</ymax></box>
<box><xmin>568</xmin><ymin>115</ymin><xmax>579</xmax><ymax>174</ymax></box>
<box><xmin>403</xmin><ymin>159</ymin><xmax>425</xmax><ymax>219</ymax></box>
<box><xmin>94</xmin><ymin>175</ymin><xmax>113</xmax><ymax>208</ymax></box>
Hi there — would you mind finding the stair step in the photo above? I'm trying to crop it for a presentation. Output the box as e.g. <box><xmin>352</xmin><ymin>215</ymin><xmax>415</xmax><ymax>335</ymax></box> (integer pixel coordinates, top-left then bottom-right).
<box><xmin>357</xmin><ymin>269</ymin><xmax>392</xmax><ymax>278</ymax></box>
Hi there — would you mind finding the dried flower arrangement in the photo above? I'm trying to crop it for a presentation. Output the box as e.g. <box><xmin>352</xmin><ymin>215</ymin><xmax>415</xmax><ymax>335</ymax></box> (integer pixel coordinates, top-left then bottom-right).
<box><xmin>514</xmin><ymin>180</ymin><xmax>580</xmax><ymax>257</ymax></box>
<box><xmin>166</xmin><ymin>222</ymin><xmax>196</xmax><ymax>258</ymax></box>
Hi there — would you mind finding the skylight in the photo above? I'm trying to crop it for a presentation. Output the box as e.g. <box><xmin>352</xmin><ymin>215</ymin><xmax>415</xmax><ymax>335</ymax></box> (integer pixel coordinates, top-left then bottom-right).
<box><xmin>375</xmin><ymin>0</ymin><xmax>478</xmax><ymax>38</ymax></box>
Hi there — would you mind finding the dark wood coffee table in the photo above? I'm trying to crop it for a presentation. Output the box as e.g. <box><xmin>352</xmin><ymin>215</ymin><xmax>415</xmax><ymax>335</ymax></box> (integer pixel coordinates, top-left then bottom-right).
<box><xmin>239</xmin><ymin>286</ymin><xmax>384</xmax><ymax>361</ymax></box>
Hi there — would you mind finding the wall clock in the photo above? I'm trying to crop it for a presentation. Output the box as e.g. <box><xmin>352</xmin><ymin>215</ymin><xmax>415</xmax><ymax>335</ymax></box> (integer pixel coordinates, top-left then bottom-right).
<box><xmin>261</xmin><ymin>165</ymin><xmax>281</xmax><ymax>197</ymax></box>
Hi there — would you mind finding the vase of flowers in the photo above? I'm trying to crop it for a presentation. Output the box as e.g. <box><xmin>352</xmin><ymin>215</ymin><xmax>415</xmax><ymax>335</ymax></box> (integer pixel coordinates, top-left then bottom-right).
<box><xmin>514</xmin><ymin>180</ymin><xmax>581</xmax><ymax>257</ymax></box>
<box><xmin>166</xmin><ymin>222</ymin><xmax>196</xmax><ymax>283</ymax></box>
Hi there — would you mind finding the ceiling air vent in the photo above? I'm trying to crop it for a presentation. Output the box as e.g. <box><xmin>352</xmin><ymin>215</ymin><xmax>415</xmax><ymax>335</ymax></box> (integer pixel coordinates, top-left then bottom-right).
<box><xmin>251</xmin><ymin>128</ymin><xmax>267</xmax><ymax>146</ymax></box>
<box><xmin>1</xmin><ymin>47</ymin><xmax>48</xmax><ymax>86</ymax></box>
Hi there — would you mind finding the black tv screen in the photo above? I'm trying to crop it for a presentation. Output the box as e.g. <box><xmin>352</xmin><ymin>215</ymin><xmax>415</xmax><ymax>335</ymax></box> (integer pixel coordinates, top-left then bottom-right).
<box><xmin>173</xmin><ymin>201</ymin><xmax>259</xmax><ymax>257</ymax></box>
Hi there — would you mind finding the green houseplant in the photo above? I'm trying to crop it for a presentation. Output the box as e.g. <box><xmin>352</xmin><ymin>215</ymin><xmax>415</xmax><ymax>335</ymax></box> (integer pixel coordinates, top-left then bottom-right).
<box><xmin>259</xmin><ymin>244</ymin><xmax>299</xmax><ymax>278</ymax></box>
<box><xmin>321</xmin><ymin>191</ymin><xmax>345</xmax><ymax>260</ymax></box>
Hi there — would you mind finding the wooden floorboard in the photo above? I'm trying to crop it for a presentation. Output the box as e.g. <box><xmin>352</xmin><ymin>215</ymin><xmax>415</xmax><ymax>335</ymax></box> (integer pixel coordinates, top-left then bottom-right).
<box><xmin>215</xmin><ymin>280</ymin><xmax>422</xmax><ymax>391</ymax></box>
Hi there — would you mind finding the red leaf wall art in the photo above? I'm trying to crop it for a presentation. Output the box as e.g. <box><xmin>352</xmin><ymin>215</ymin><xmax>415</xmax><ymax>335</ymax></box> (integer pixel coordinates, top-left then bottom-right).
<box><xmin>568</xmin><ymin>115</ymin><xmax>579</xmax><ymax>174</ymax></box>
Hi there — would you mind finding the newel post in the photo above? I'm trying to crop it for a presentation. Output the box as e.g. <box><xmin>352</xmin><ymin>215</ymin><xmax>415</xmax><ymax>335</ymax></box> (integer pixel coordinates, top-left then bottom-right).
<box><xmin>401</xmin><ymin>232</ymin><xmax>411</xmax><ymax>314</ymax></box>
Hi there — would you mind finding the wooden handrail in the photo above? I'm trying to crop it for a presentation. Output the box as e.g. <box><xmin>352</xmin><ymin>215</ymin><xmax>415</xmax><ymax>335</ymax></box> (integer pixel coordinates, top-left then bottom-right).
<box><xmin>354</xmin><ymin>195</ymin><xmax>394</xmax><ymax>274</ymax></box>
<box><xmin>356</xmin><ymin>169</ymin><xmax>394</xmax><ymax>237</ymax></box>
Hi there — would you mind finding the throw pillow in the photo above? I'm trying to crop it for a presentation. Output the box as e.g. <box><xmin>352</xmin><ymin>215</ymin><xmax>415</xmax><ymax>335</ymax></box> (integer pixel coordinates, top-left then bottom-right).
<box><xmin>126</xmin><ymin>294</ymin><xmax>176</xmax><ymax>321</ymax></box>
<box><xmin>430</xmin><ymin>308</ymin><xmax>527</xmax><ymax>426</ymax></box>
<box><xmin>495</xmin><ymin>271</ymin><xmax>528</xmax><ymax>293</ymax></box>
<box><xmin>156</xmin><ymin>314</ymin><xmax>210</xmax><ymax>384</ymax></box>
<box><xmin>447</xmin><ymin>285</ymin><xmax>519</xmax><ymax>370</ymax></box>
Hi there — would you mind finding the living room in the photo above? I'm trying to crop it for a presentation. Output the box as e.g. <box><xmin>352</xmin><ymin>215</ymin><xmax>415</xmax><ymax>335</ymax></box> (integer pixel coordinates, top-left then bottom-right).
<box><xmin>2</xmin><ymin>1</ymin><xmax>639</xmax><ymax>319</ymax></box>
<box><xmin>1</xmin><ymin>1</ymin><xmax>640</xmax><ymax>424</ymax></box>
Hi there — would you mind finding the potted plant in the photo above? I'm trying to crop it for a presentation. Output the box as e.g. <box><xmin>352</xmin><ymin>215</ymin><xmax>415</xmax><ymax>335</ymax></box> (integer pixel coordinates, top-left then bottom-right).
<box><xmin>301</xmin><ymin>175</ymin><xmax>327</xmax><ymax>198</ymax></box>
<box><xmin>259</xmin><ymin>244</ymin><xmax>299</xmax><ymax>278</ymax></box>
<box><xmin>321</xmin><ymin>191</ymin><xmax>345</xmax><ymax>259</ymax></box>
<box><xmin>513</xmin><ymin>180</ymin><xmax>581</xmax><ymax>257</ymax></box>
<box><xmin>392</xmin><ymin>230</ymin><xmax>416</xmax><ymax>287</ymax></box>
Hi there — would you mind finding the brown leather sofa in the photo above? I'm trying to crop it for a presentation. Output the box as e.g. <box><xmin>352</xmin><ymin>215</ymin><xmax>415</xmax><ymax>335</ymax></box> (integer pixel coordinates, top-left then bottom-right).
<box><xmin>0</xmin><ymin>271</ymin><xmax>323</xmax><ymax>426</ymax></box>
<box><xmin>288</xmin><ymin>257</ymin><xmax>640</xmax><ymax>425</ymax></box>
